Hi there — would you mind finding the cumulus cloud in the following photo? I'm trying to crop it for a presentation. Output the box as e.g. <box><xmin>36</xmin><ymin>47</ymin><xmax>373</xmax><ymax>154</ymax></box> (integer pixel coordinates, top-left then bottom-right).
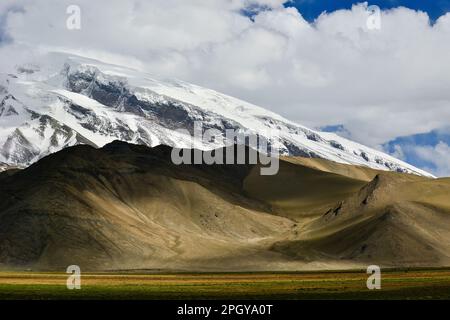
<box><xmin>414</xmin><ymin>142</ymin><xmax>450</xmax><ymax>177</ymax></box>
<box><xmin>0</xmin><ymin>0</ymin><xmax>450</xmax><ymax>152</ymax></box>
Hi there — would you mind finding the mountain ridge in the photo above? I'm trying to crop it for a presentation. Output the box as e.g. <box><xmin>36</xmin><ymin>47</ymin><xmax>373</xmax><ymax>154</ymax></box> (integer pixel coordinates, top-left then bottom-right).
<box><xmin>0</xmin><ymin>141</ymin><xmax>448</xmax><ymax>271</ymax></box>
<box><xmin>0</xmin><ymin>52</ymin><xmax>433</xmax><ymax>177</ymax></box>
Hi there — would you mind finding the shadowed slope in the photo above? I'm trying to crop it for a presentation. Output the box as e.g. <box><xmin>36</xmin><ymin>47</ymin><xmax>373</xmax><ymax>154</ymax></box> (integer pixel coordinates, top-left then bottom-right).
<box><xmin>0</xmin><ymin>142</ymin><xmax>293</xmax><ymax>270</ymax></box>
<box><xmin>0</xmin><ymin>142</ymin><xmax>449</xmax><ymax>271</ymax></box>
<box><xmin>243</xmin><ymin>161</ymin><xmax>368</xmax><ymax>219</ymax></box>
<box><xmin>273</xmin><ymin>173</ymin><xmax>450</xmax><ymax>267</ymax></box>
<box><xmin>281</xmin><ymin>156</ymin><xmax>383</xmax><ymax>182</ymax></box>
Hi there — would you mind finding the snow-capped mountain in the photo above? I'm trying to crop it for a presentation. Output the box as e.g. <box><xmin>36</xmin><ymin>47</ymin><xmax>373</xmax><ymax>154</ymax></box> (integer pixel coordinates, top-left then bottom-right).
<box><xmin>0</xmin><ymin>52</ymin><xmax>433</xmax><ymax>177</ymax></box>
<box><xmin>0</xmin><ymin>162</ymin><xmax>11</xmax><ymax>172</ymax></box>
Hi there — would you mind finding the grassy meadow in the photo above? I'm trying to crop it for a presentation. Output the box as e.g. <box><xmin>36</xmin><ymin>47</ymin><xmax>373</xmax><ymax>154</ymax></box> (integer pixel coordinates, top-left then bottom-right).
<box><xmin>0</xmin><ymin>268</ymin><xmax>449</xmax><ymax>300</ymax></box>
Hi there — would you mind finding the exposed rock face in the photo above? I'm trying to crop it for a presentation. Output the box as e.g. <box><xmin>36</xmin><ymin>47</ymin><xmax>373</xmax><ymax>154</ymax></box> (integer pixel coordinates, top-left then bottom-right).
<box><xmin>0</xmin><ymin>52</ymin><xmax>433</xmax><ymax>177</ymax></box>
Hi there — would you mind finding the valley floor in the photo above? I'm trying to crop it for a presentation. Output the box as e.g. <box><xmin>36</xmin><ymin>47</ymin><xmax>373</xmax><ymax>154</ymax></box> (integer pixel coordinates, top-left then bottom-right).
<box><xmin>0</xmin><ymin>269</ymin><xmax>449</xmax><ymax>300</ymax></box>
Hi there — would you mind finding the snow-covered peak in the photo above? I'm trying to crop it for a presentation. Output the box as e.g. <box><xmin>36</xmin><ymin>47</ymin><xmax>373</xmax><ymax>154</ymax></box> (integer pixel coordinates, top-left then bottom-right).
<box><xmin>0</xmin><ymin>52</ymin><xmax>434</xmax><ymax>177</ymax></box>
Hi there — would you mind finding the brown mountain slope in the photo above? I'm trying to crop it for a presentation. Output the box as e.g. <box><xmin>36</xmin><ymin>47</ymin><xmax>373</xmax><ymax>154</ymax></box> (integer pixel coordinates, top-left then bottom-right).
<box><xmin>0</xmin><ymin>141</ymin><xmax>449</xmax><ymax>271</ymax></box>
<box><xmin>0</xmin><ymin>142</ymin><xmax>295</xmax><ymax>271</ymax></box>
<box><xmin>243</xmin><ymin>161</ymin><xmax>368</xmax><ymax>219</ymax></box>
<box><xmin>281</xmin><ymin>156</ymin><xmax>382</xmax><ymax>182</ymax></box>
<box><xmin>273</xmin><ymin>173</ymin><xmax>450</xmax><ymax>267</ymax></box>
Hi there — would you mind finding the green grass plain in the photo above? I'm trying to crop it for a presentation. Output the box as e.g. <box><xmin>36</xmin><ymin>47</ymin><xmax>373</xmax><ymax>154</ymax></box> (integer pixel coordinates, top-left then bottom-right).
<box><xmin>0</xmin><ymin>268</ymin><xmax>449</xmax><ymax>300</ymax></box>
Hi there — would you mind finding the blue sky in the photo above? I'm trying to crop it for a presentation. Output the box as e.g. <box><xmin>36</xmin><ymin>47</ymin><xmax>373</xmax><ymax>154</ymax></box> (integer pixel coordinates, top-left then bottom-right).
<box><xmin>321</xmin><ymin>124</ymin><xmax>450</xmax><ymax>177</ymax></box>
<box><xmin>286</xmin><ymin>0</ymin><xmax>450</xmax><ymax>22</ymax></box>
<box><xmin>383</xmin><ymin>128</ymin><xmax>450</xmax><ymax>177</ymax></box>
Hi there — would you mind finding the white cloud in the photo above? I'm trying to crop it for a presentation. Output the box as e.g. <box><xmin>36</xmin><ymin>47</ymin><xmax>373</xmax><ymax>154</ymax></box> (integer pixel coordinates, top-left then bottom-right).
<box><xmin>1</xmin><ymin>1</ymin><xmax>450</xmax><ymax>148</ymax></box>
<box><xmin>414</xmin><ymin>142</ymin><xmax>450</xmax><ymax>177</ymax></box>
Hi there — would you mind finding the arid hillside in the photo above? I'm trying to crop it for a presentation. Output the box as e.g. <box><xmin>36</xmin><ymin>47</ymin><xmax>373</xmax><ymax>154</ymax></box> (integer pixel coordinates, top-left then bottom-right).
<box><xmin>0</xmin><ymin>141</ymin><xmax>449</xmax><ymax>271</ymax></box>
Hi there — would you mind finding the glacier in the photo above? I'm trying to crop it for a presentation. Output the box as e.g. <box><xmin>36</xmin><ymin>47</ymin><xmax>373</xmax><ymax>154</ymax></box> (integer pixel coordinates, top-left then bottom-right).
<box><xmin>0</xmin><ymin>52</ymin><xmax>433</xmax><ymax>177</ymax></box>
